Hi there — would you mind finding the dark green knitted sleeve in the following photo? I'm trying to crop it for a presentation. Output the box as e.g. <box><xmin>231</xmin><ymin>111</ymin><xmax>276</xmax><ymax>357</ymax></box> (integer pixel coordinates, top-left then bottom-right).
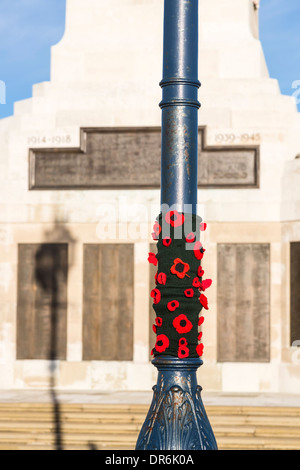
<box><xmin>148</xmin><ymin>210</ymin><xmax>212</xmax><ymax>359</ymax></box>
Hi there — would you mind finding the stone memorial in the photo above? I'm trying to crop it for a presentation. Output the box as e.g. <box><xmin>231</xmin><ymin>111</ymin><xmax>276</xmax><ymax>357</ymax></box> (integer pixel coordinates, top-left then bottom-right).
<box><xmin>0</xmin><ymin>0</ymin><xmax>299</xmax><ymax>395</ymax></box>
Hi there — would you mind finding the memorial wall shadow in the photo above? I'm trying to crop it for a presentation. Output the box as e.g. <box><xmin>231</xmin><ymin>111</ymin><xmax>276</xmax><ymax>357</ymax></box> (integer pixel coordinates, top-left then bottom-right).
<box><xmin>34</xmin><ymin>223</ymin><xmax>71</xmax><ymax>451</ymax></box>
<box><xmin>33</xmin><ymin>222</ymin><xmax>98</xmax><ymax>450</ymax></box>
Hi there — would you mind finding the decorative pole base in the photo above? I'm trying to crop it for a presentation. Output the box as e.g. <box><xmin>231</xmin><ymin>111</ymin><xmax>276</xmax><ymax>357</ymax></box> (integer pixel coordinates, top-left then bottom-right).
<box><xmin>135</xmin><ymin>356</ymin><xmax>218</xmax><ymax>450</ymax></box>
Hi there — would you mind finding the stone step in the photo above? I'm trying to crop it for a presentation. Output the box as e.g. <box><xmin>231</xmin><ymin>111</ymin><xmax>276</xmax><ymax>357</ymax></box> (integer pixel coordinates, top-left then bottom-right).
<box><xmin>0</xmin><ymin>403</ymin><xmax>299</xmax><ymax>415</ymax></box>
<box><xmin>0</xmin><ymin>403</ymin><xmax>299</xmax><ymax>450</ymax></box>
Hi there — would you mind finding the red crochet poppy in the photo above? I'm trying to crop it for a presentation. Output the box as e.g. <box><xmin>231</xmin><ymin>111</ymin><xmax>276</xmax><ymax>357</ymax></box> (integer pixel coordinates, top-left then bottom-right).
<box><xmin>148</xmin><ymin>252</ymin><xmax>158</xmax><ymax>266</ymax></box>
<box><xmin>152</xmin><ymin>221</ymin><xmax>162</xmax><ymax>240</ymax></box>
<box><xmin>194</xmin><ymin>242</ymin><xmax>205</xmax><ymax>260</ymax></box>
<box><xmin>165</xmin><ymin>210</ymin><xmax>185</xmax><ymax>228</ymax></box>
<box><xmin>192</xmin><ymin>277</ymin><xmax>201</xmax><ymax>288</ymax></box>
<box><xmin>152</xmin><ymin>324</ymin><xmax>157</xmax><ymax>334</ymax></box>
<box><xmin>198</xmin><ymin>316</ymin><xmax>205</xmax><ymax>326</ymax></box>
<box><xmin>198</xmin><ymin>266</ymin><xmax>204</xmax><ymax>278</ymax></box>
<box><xmin>173</xmin><ymin>314</ymin><xmax>193</xmax><ymax>334</ymax></box>
<box><xmin>155</xmin><ymin>334</ymin><xmax>169</xmax><ymax>353</ymax></box>
<box><xmin>186</xmin><ymin>232</ymin><xmax>196</xmax><ymax>243</ymax></box>
<box><xmin>184</xmin><ymin>288</ymin><xmax>194</xmax><ymax>298</ymax></box>
<box><xmin>155</xmin><ymin>317</ymin><xmax>163</xmax><ymax>327</ymax></box>
<box><xmin>170</xmin><ymin>258</ymin><xmax>190</xmax><ymax>279</ymax></box>
<box><xmin>178</xmin><ymin>345</ymin><xmax>189</xmax><ymax>359</ymax></box>
<box><xmin>157</xmin><ymin>272</ymin><xmax>167</xmax><ymax>285</ymax></box>
<box><xmin>200</xmin><ymin>222</ymin><xmax>207</xmax><ymax>232</ymax></box>
<box><xmin>179</xmin><ymin>337</ymin><xmax>188</xmax><ymax>347</ymax></box>
<box><xmin>199</xmin><ymin>294</ymin><xmax>209</xmax><ymax>310</ymax></box>
<box><xmin>150</xmin><ymin>288</ymin><xmax>161</xmax><ymax>304</ymax></box>
<box><xmin>199</xmin><ymin>279</ymin><xmax>212</xmax><ymax>291</ymax></box>
<box><xmin>198</xmin><ymin>331</ymin><xmax>203</xmax><ymax>341</ymax></box>
<box><xmin>167</xmin><ymin>300</ymin><xmax>179</xmax><ymax>312</ymax></box>
<box><xmin>196</xmin><ymin>344</ymin><xmax>204</xmax><ymax>357</ymax></box>
<box><xmin>163</xmin><ymin>237</ymin><xmax>172</xmax><ymax>247</ymax></box>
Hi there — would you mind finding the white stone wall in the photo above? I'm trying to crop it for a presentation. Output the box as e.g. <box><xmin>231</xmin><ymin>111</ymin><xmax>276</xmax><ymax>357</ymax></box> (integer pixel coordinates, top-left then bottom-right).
<box><xmin>0</xmin><ymin>0</ymin><xmax>299</xmax><ymax>393</ymax></box>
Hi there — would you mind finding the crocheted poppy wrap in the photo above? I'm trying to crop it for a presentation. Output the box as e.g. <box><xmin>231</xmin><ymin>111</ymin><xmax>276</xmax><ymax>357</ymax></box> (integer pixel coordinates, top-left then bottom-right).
<box><xmin>148</xmin><ymin>211</ymin><xmax>212</xmax><ymax>359</ymax></box>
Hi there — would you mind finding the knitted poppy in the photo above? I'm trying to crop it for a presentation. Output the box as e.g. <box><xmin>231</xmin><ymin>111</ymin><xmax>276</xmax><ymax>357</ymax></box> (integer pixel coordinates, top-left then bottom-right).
<box><xmin>178</xmin><ymin>345</ymin><xmax>189</xmax><ymax>359</ymax></box>
<box><xmin>173</xmin><ymin>314</ymin><xmax>193</xmax><ymax>334</ymax></box>
<box><xmin>150</xmin><ymin>288</ymin><xmax>161</xmax><ymax>304</ymax></box>
<box><xmin>157</xmin><ymin>272</ymin><xmax>167</xmax><ymax>285</ymax></box>
<box><xmin>165</xmin><ymin>210</ymin><xmax>185</xmax><ymax>228</ymax></box>
<box><xmin>152</xmin><ymin>324</ymin><xmax>157</xmax><ymax>334</ymax></box>
<box><xmin>152</xmin><ymin>221</ymin><xmax>162</xmax><ymax>240</ymax></box>
<box><xmin>186</xmin><ymin>232</ymin><xmax>196</xmax><ymax>243</ymax></box>
<box><xmin>184</xmin><ymin>288</ymin><xmax>194</xmax><ymax>298</ymax></box>
<box><xmin>199</xmin><ymin>294</ymin><xmax>209</xmax><ymax>310</ymax></box>
<box><xmin>155</xmin><ymin>334</ymin><xmax>169</xmax><ymax>353</ymax></box>
<box><xmin>167</xmin><ymin>300</ymin><xmax>179</xmax><ymax>312</ymax></box>
<box><xmin>148</xmin><ymin>252</ymin><xmax>158</xmax><ymax>266</ymax></box>
<box><xmin>198</xmin><ymin>316</ymin><xmax>205</xmax><ymax>326</ymax></box>
<box><xmin>194</xmin><ymin>242</ymin><xmax>205</xmax><ymax>260</ymax></box>
<box><xmin>155</xmin><ymin>317</ymin><xmax>163</xmax><ymax>327</ymax></box>
<box><xmin>192</xmin><ymin>277</ymin><xmax>201</xmax><ymax>288</ymax></box>
<box><xmin>170</xmin><ymin>258</ymin><xmax>190</xmax><ymax>279</ymax></box>
<box><xmin>198</xmin><ymin>331</ymin><xmax>203</xmax><ymax>341</ymax></box>
<box><xmin>196</xmin><ymin>343</ymin><xmax>204</xmax><ymax>357</ymax></box>
<box><xmin>198</xmin><ymin>266</ymin><xmax>204</xmax><ymax>278</ymax></box>
<box><xmin>199</xmin><ymin>279</ymin><xmax>212</xmax><ymax>291</ymax></box>
<box><xmin>200</xmin><ymin>222</ymin><xmax>207</xmax><ymax>232</ymax></box>
<box><xmin>163</xmin><ymin>237</ymin><xmax>172</xmax><ymax>247</ymax></box>
<box><xmin>179</xmin><ymin>337</ymin><xmax>188</xmax><ymax>347</ymax></box>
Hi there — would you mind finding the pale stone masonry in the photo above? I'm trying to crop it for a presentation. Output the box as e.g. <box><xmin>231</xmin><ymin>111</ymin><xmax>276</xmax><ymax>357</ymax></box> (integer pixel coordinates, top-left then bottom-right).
<box><xmin>0</xmin><ymin>0</ymin><xmax>299</xmax><ymax>394</ymax></box>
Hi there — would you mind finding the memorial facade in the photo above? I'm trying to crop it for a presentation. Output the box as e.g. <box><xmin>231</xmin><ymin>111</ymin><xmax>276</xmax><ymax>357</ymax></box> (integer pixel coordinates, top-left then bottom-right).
<box><xmin>0</xmin><ymin>0</ymin><xmax>300</xmax><ymax>394</ymax></box>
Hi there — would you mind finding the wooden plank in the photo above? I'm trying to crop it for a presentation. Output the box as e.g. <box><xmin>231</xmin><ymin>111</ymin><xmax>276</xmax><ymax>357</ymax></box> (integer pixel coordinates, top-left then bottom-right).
<box><xmin>217</xmin><ymin>244</ymin><xmax>270</xmax><ymax>362</ymax></box>
<box><xmin>29</xmin><ymin>127</ymin><xmax>259</xmax><ymax>190</ymax></box>
<box><xmin>82</xmin><ymin>245</ymin><xmax>101</xmax><ymax>361</ymax></box>
<box><xmin>82</xmin><ymin>244</ymin><xmax>134</xmax><ymax>361</ymax></box>
<box><xmin>117</xmin><ymin>245</ymin><xmax>134</xmax><ymax>360</ymax></box>
<box><xmin>291</xmin><ymin>243</ymin><xmax>300</xmax><ymax>345</ymax></box>
<box><xmin>17</xmin><ymin>244</ymin><xmax>68</xmax><ymax>360</ymax></box>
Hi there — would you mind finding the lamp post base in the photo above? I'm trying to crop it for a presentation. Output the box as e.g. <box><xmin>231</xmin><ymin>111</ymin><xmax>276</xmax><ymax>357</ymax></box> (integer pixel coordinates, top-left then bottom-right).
<box><xmin>135</xmin><ymin>356</ymin><xmax>218</xmax><ymax>450</ymax></box>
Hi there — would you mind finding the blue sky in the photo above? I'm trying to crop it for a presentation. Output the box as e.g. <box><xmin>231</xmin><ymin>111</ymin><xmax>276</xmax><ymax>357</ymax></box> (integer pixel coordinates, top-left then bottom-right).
<box><xmin>0</xmin><ymin>0</ymin><xmax>66</xmax><ymax>118</ymax></box>
<box><xmin>0</xmin><ymin>0</ymin><xmax>299</xmax><ymax>119</ymax></box>
<box><xmin>260</xmin><ymin>0</ymin><xmax>300</xmax><ymax>110</ymax></box>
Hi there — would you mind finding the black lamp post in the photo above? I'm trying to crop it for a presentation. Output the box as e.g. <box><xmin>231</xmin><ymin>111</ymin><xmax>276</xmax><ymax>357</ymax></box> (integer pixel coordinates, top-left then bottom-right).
<box><xmin>136</xmin><ymin>0</ymin><xmax>217</xmax><ymax>451</ymax></box>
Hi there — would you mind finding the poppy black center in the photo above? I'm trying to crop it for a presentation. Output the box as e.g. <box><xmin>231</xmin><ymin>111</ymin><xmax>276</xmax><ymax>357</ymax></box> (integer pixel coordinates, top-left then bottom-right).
<box><xmin>170</xmin><ymin>212</ymin><xmax>177</xmax><ymax>221</ymax></box>
<box><xmin>176</xmin><ymin>263</ymin><xmax>185</xmax><ymax>273</ymax></box>
<box><xmin>180</xmin><ymin>320</ymin><xmax>187</xmax><ymax>327</ymax></box>
<box><xmin>157</xmin><ymin>340</ymin><xmax>163</xmax><ymax>347</ymax></box>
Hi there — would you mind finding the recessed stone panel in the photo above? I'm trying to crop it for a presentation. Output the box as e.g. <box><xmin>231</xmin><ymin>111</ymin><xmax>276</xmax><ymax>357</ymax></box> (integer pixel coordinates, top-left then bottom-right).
<box><xmin>29</xmin><ymin>127</ymin><xmax>259</xmax><ymax>190</ymax></box>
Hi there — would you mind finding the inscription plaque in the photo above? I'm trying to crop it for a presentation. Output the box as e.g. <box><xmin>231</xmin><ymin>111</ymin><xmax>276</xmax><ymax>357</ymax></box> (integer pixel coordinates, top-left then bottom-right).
<box><xmin>290</xmin><ymin>242</ymin><xmax>300</xmax><ymax>345</ymax></box>
<box><xmin>217</xmin><ymin>243</ymin><xmax>270</xmax><ymax>363</ymax></box>
<box><xmin>17</xmin><ymin>244</ymin><xmax>68</xmax><ymax>360</ymax></box>
<box><xmin>82</xmin><ymin>244</ymin><xmax>134</xmax><ymax>361</ymax></box>
<box><xmin>29</xmin><ymin>127</ymin><xmax>259</xmax><ymax>190</ymax></box>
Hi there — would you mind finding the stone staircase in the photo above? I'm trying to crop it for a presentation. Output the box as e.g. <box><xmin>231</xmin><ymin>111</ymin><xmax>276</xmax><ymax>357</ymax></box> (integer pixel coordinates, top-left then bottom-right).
<box><xmin>0</xmin><ymin>402</ymin><xmax>299</xmax><ymax>450</ymax></box>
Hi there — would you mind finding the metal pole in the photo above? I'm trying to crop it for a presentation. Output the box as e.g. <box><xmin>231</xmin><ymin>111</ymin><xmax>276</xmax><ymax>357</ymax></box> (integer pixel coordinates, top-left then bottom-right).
<box><xmin>160</xmin><ymin>0</ymin><xmax>200</xmax><ymax>214</ymax></box>
<box><xmin>136</xmin><ymin>0</ymin><xmax>217</xmax><ymax>451</ymax></box>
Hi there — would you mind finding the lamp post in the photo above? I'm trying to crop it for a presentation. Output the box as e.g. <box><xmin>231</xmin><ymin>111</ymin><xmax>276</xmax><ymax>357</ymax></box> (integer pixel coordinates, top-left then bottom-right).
<box><xmin>136</xmin><ymin>0</ymin><xmax>217</xmax><ymax>451</ymax></box>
